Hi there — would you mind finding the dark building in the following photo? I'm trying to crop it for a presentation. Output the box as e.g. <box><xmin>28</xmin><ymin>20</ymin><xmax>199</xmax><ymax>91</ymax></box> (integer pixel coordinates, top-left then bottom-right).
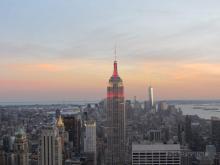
<box><xmin>56</xmin><ymin>109</ymin><xmax>61</xmax><ymax>119</ymax></box>
<box><xmin>0</xmin><ymin>148</ymin><xmax>5</xmax><ymax>165</ymax></box>
<box><xmin>211</xmin><ymin>117</ymin><xmax>220</xmax><ymax>152</ymax></box>
<box><xmin>3</xmin><ymin>136</ymin><xmax>11</xmax><ymax>153</ymax></box>
<box><xmin>178</xmin><ymin>122</ymin><xmax>185</xmax><ymax>145</ymax></box>
<box><xmin>63</xmin><ymin>112</ymin><xmax>81</xmax><ymax>154</ymax></box>
<box><xmin>185</xmin><ymin>115</ymin><xmax>192</xmax><ymax>146</ymax></box>
<box><xmin>125</xmin><ymin>100</ymin><xmax>132</xmax><ymax>120</ymax></box>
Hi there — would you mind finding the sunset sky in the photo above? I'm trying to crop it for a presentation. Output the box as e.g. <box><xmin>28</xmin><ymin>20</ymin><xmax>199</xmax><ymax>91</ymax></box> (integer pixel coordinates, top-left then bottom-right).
<box><xmin>1</xmin><ymin>0</ymin><xmax>220</xmax><ymax>102</ymax></box>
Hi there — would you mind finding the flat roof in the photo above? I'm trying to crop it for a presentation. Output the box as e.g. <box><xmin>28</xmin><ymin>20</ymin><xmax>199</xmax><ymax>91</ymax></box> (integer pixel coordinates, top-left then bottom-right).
<box><xmin>132</xmin><ymin>144</ymin><xmax>180</xmax><ymax>152</ymax></box>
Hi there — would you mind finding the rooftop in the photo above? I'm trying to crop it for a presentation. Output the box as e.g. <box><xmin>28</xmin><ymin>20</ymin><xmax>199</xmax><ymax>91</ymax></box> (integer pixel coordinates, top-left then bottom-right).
<box><xmin>132</xmin><ymin>144</ymin><xmax>180</xmax><ymax>151</ymax></box>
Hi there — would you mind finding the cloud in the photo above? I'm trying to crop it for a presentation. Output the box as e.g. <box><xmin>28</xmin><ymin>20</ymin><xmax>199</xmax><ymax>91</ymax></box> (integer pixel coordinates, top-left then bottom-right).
<box><xmin>0</xmin><ymin>42</ymin><xmax>61</xmax><ymax>60</ymax></box>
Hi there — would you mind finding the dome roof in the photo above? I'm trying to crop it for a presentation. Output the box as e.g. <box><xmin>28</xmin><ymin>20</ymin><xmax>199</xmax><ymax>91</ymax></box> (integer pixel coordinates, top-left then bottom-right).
<box><xmin>15</xmin><ymin>128</ymin><xmax>26</xmax><ymax>139</ymax></box>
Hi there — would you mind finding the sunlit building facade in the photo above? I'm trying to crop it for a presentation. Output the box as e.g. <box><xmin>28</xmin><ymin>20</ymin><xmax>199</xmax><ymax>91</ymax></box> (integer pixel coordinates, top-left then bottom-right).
<box><xmin>148</xmin><ymin>86</ymin><xmax>154</xmax><ymax>109</ymax></box>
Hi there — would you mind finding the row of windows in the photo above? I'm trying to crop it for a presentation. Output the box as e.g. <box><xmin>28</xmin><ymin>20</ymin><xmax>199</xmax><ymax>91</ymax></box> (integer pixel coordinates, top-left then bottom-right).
<box><xmin>133</xmin><ymin>152</ymin><xmax>180</xmax><ymax>155</ymax></box>
<box><xmin>133</xmin><ymin>160</ymin><xmax>180</xmax><ymax>162</ymax></box>
<box><xmin>133</xmin><ymin>161</ymin><xmax>180</xmax><ymax>164</ymax></box>
<box><xmin>132</xmin><ymin>163</ymin><xmax>180</xmax><ymax>165</ymax></box>
<box><xmin>133</xmin><ymin>155</ymin><xmax>180</xmax><ymax>158</ymax></box>
<box><xmin>133</xmin><ymin>158</ymin><xmax>180</xmax><ymax>160</ymax></box>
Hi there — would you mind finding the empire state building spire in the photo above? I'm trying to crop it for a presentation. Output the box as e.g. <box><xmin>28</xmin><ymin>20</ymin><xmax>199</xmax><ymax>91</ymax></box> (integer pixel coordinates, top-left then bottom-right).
<box><xmin>113</xmin><ymin>45</ymin><xmax>118</xmax><ymax>77</ymax></box>
<box><xmin>113</xmin><ymin>61</ymin><xmax>118</xmax><ymax>77</ymax></box>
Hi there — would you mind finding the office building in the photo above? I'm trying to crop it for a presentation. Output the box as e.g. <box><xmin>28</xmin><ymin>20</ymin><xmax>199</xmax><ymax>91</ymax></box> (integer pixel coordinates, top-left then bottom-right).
<box><xmin>211</xmin><ymin>117</ymin><xmax>220</xmax><ymax>152</ymax></box>
<box><xmin>185</xmin><ymin>115</ymin><xmax>192</xmax><ymax>146</ymax></box>
<box><xmin>84</xmin><ymin>120</ymin><xmax>96</xmax><ymax>165</ymax></box>
<box><xmin>39</xmin><ymin>126</ymin><xmax>62</xmax><ymax>165</ymax></box>
<box><xmin>132</xmin><ymin>143</ymin><xmax>181</xmax><ymax>165</ymax></box>
<box><xmin>148</xmin><ymin>86</ymin><xmax>154</xmax><ymax>109</ymax></box>
<box><xmin>56</xmin><ymin>114</ymin><xmax>68</xmax><ymax>152</ymax></box>
<box><xmin>106</xmin><ymin>60</ymin><xmax>125</xmax><ymax>165</ymax></box>
<box><xmin>149</xmin><ymin>130</ymin><xmax>161</xmax><ymax>142</ymax></box>
<box><xmin>14</xmin><ymin>129</ymin><xmax>29</xmax><ymax>165</ymax></box>
<box><xmin>62</xmin><ymin>112</ymin><xmax>81</xmax><ymax>154</ymax></box>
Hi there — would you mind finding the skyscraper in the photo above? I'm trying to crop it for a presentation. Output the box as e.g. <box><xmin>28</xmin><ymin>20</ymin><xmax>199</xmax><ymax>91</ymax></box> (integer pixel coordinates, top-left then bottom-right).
<box><xmin>148</xmin><ymin>86</ymin><xmax>154</xmax><ymax>109</ymax></box>
<box><xmin>56</xmin><ymin>114</ymin><xmax>66</xmax><ymax>152</ymax></box>
<box><xmin>14</xmin><ymin>129</ymin><xmax>29</xmax><ymax>165</ymax></box>
<box><xmin>39</xmin><ymin>126</ymin><xmax>62</xmax><ymax>165</ymax></box>
<box><xmin>62</xmin><ymin>112</ymin><xmax>81</xmax><ymax>154</ymax></box>
<box><xmin>84</xmin><ymin>120</ymin><xmax>96</xmax><ymax>165</ymax></box>
<box><xmin>106</xmin><ymin>60</ymin><xmax>125</xmax><ymax>165</ymax></box>
<box><xmin>211</xmin><ymin>117</ymin><xmax>220</xmax><ymax>152</ymax></box>
<box><xmin>185</xmin><ymin>115</ymin><xmax>192</xmax><ymax>146</ymax></box>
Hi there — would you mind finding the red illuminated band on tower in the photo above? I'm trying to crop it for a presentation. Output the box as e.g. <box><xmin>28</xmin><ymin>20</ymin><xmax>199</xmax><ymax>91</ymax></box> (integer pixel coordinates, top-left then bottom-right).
<box><xmin>113</xmin><ymin>61</ymin><xmax>118</xmax><ymax>77</ymax></box>
<box><xmin>107</xmin><ymin>91</ymin><xmax>124</xmax><ymax>98</ymax></box>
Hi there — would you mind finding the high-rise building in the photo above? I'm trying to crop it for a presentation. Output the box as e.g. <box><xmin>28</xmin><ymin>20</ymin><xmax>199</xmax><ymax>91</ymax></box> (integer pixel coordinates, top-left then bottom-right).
<box><xmin>149</xmin><ymin>130</ymin><xmax>161</xmax><ymax>142</ymax></box>
<box><xmin>158</xmin><ymin>101</ymin><xmax>168</xmax><ymax>111</ymax></box>
<box><xmin>125</xmin><ymin>100</ymin><xmax>133</xmax><ymax>120</ymax></box>
<box><xmin>39</xmin><ymin>126</ymin><xmax>62</xmax><ymax>165</ymax></box>
<box><xmin>3</xmin><ymin>135</ymin><xmax>15</xmax><ymax>153</ymax></box>
<box><xmin>56</xmin><ymin>114</ymin><xmax>67</xmax><ymax>152</ymax></box>
<box><xmin>14</xmin><ymin>129</ymin><xmax>29</xmax><ymax>165</ymax></box>
<box><xmin>0</xmin><ymin>148</ymin><xmax>5</xmax><ymax>165</ymax></box>
<box><xmin>185</xmin><ymin>115</ymin><xmax>192</xmax><ymax>147</ymax></box>
<box><xmin>132</xmin><ymin>143</ymin><xmax>181</xmax><ymax>165</ymax></box>
<box><xmin>211</xmin><ymin>117</ymin><xmax>220</xmax><ymax>152</ymax></box>
<box><xmin>84</xmin><ymin>120</ymin><xmax>96</xmax><ymax>165</ymax></box>
<box><xmin>106</xmin><ymin>60</ymin><xmax>125</xmax><ymax>165</ymax></box>
<box><xmin>62</xmin><ymin>112</ymin><xmax>81</xmax><ymax>154</ymax></box>
<box><xmin>148</xmin><ymin>86</ymin><xmax>154</xmax><ymax>109</ymax></box>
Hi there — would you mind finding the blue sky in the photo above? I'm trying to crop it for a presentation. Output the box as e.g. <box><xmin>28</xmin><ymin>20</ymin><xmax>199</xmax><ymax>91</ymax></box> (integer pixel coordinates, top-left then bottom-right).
<box><xmin>1</xmin><ymin>0</ymin><xmax>220</xmax><ymax>61</ymax></box>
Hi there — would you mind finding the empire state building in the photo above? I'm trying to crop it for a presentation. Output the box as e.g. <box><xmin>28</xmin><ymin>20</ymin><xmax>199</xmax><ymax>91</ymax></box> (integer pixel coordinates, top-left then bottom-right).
<box><xmin>106</xmin><ymin>60</ymin><xmax>125</xmax><ymax>165</ymax></box>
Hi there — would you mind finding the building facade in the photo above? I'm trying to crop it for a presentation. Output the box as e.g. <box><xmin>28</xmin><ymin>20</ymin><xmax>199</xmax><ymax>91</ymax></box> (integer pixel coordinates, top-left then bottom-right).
<box><xmin>211</xmin><ymin>117</ymin><xmax>220</xmax><ymax>152</ymax></box>
<box><xmin>14</xmin><ymin>129</ymin><xmax>29</xmax><ymax>165</ymax></box>
<box><xmin>106</xmin><ymin>60</ymin><xmax>125</xmax><ymax>165</ymax></box>
<box><xmin>63</xmin><ymin>112</ymin><xmax>81</xmax><ymax>154</ymax></box>
<box><xmin>84</xmin><ymin>120</ymin><xmax>96</xmax><ymax>165</ymax></box>
<box><xmin>39</xmin><ymin>126</ymin><xmax>62</xmax><ymax>165</ymax></box>
<box><xmin>132</xmin><ymin>144</ymin><xmax>181</xmax><ymax>165</ymax></box>
<box><xmin>148</xmin><ymin>86</ymin><xmax>154</xmax><ymax>109</ymax></box>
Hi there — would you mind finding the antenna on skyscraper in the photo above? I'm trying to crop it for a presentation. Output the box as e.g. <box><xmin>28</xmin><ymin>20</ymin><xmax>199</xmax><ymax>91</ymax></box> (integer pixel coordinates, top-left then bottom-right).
<box><xmin>114</xmin><ymin>44</ymin><xmax>117</xmax><ymax>61</ymax></box>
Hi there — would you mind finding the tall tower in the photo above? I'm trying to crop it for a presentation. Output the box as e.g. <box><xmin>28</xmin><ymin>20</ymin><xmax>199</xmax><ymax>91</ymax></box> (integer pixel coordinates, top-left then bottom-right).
<box><xmin>106</xmin><ymin>60</ymin><xmax>125</xmax><ymax>165</ymax></box>
<box><xmin>39</xmin><ymin>126</ymin><xmax>62</xmax><ymax>165</ymax></box>
<box><xmin>149</xmin><ymin>86</ymin><xmax>154</xmax><ymax>109</ymax></box>
<box><xmin>56</xmin><ymin>114</ymin><xmax>65</xmax><ymax>151</ymax></box>
<box><xmin>62</xmin><ymin>112</ymin><xmax>81</xmax><ymax>154</ymax></box>
<box><xmin>211</xmin><ymin>117</ymin><xmax>220</xmax><ymax>152</ymax></box>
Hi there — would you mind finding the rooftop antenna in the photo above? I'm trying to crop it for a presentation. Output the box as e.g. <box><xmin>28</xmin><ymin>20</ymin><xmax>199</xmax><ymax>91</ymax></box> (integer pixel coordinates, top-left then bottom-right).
<box><xmin>114</xmin><ymin>44</ymin><xmax>117</xmax><ymax>61</ymax></box>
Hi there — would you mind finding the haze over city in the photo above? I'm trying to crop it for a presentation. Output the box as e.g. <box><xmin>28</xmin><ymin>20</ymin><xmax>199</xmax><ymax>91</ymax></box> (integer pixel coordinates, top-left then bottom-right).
<box><xmin>1</xmin><ymin>0</ymin><xmax>220</xmax><ymax>102</ymax></box>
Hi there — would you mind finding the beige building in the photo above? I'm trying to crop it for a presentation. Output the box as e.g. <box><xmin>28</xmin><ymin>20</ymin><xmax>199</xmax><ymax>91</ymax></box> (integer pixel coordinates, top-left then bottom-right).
<box><xmin>39</xmin><ymin>126</ymin><xmax>62</xmax><ymax>165</ymax></box>
<box><xmin>84</xmin><ymin>120</ymin><xmax>96</xmax><ymax>165</ymax></box>
<box><xmin>14</xmin><ymin>129</ymin><xmax>29</xmax><ymax>165</ymax></box>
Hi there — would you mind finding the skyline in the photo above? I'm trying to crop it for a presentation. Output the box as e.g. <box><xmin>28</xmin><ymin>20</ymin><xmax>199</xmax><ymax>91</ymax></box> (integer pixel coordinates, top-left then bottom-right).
<box><xmin>1</xmin><ymin>1</ymin><xmax>220</xmax><ymax>102</ymax></box>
